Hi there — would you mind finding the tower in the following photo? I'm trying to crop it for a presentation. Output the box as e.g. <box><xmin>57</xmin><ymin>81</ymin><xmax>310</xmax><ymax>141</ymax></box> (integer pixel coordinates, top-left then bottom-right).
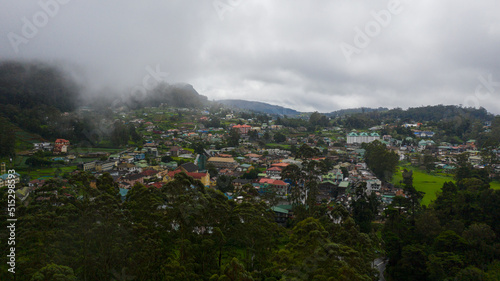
<box><xmin>1</xmin><ymin>162</ymin><xmax>5</xmax><ymax>175</ymax></box>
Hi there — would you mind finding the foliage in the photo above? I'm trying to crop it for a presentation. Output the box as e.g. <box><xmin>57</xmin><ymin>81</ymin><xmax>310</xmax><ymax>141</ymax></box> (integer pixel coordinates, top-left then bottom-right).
<box><xmin>363</xmin><ymin>140</ymin><xmax>399</xmax><ymax>182</ymax></box>
<box><xmin>382</xmin><ymin>162</ymin><xmax>500</xmax><ymax>281</ymax></box>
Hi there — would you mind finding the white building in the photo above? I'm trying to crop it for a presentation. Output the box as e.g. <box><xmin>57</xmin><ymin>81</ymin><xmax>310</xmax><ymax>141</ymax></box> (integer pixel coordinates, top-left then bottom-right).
<box><xmin>346</xmin><ymin>132</ymin><xmax>380</xmax><ymax>144</ymax></box>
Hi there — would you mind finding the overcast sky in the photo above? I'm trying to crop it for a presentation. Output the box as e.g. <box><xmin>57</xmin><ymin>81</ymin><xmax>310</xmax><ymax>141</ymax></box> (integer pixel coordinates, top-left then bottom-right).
<box><xmin>1</xmin><ymin>0</ymin><xmax>499</xmax><ymax>114</ymax></box>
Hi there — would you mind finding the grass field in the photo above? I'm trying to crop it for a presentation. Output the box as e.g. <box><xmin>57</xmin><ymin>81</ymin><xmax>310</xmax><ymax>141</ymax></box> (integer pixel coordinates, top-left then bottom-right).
<box><xmin>21</xmin><ymin>165</ymin><xmax>78</xmax><ymax>179</ymax></box>
<box><xmin>392</xmin><ymin>166</ymin><xmax>455</xmax><ymax>206</ymax></box>
<box><xmin>68</xmin><ymin>147</ymin><xmax>124</xmax><ymax>153</ymax></box>
<box><xmin>392</xmin><ymin>166</ymin><xmax>500</xmax><ymax>206</ymax></box>
<box><xmin>265</xmin><ymin>143</ymin><xmax>291</xmax><ymax>150</ymax></box>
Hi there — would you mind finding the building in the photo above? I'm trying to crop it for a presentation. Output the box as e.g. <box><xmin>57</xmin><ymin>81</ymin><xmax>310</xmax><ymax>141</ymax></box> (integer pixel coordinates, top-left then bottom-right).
<box><xmin>256</xmin><ymin>178</ymin><xmax>289</xmax><ymax>196</ymax></box>
<box><xmin>207</xmin><ymin>157</ymin><xmax>238</xmax><ymax>169</ymax></box>
<box><xmin>232</xmin><ymin>124</ymin><xmax>252</xmax><ymax>135</ymax></box>
<box><xmin>53</xmin><ymin>139</ymin><xmax>70</xmax><ymax>154</ymax></box>
<box><xmin>117</xmin><ymin>163</ymin><xmax>140</xmax><ymax>173</ymax></box>
<box><xmin>119</xmin><ymin>173</ymin><xmax>144</xmax><ymax>188</ymax></box>
<box><xmin>346</xmin><ymin>132</ymin><xmax>380</xmax><ymax>144</ymax></box>
<box><xmin>34</xmin><ymin>142</ymin><xmax>53</xmax><ymax>151</ymax></box>
<box><xmin>164</xmin><ymin>170</ymin><xmax>211</xmax><ymax>187</ymax></box>
<box><xmin>0</xmin><ymin>173</ymin><xmax>21</xmax><ymax>188</ymax></box>
<box><xmin>78</xmin><ymin>161</ymin><xmax>96</xmax><ymax>171</ymax></box>
<box><xmin>266</xmin><ymin>166</ymin><xmax>283</xmax><ymax>178</ymax></box>
<box><xmin>95</xmin><ymin>161</ymin><xmax>116</xmax><ymax>172</ymax></box>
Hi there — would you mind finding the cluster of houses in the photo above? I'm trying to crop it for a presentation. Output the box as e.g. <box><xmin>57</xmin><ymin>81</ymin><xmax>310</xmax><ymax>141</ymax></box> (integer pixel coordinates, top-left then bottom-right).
<box><xmin>34</xmin><ymin>139</ymin><xmax>70</xmax><ymax>154</ymax></box>
<box><xmin>6</xmin><ymin>108</ymin><xmax>499</xmax><ymax>226</ymax></box>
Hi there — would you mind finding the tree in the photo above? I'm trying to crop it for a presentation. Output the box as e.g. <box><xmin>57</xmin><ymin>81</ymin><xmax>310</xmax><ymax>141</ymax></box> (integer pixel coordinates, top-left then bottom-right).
<box><xmin>227</xmin><ymin>128</ymin><xmax>240</xmax><ymax>147</ymax></box>
<box><xmin>31</xmin><ymin>263</ymin><xmax>77</xmax><ymax>281</ymax></box>
<box><xmin>214</xmin><ymin>257</ymin><xmax>254</xmax><ymax>281</ymax></box>
<box><xmin>295</xmin><ymin>144</ymin><xmax>320</xmax><ymax>160</ymax></box>
<box><xmin>352</xmin><ymin>184</ymin><xmax>380</xmax><ymax>233</ymax></box>
<box><xmin>401</xmin><ymin>169</ymin><xmax>424</xmax><ymax>223</ymax></box>
<box><xmin>216</xmin><ymin>175</ymin><xmax>234</xmax><ymax>193</ymax></box>
<box><xmin>278</xmin><ymin>217</ymin><xmax>374</xmax><ymax>280</ymax></box>
<box><xmin>363</xmin><ymin>141</ymin><xmax>399</xmax><ymax>182</ymax></box>
<box><xmin>273</xmin><ymin>132</ymin><xmax>286</xmax><ymax>143</ymax></box>
<box><xmin>0</xmin><ymin>118</ymin><xmax>15</xmax><ymax>158</ymax></box>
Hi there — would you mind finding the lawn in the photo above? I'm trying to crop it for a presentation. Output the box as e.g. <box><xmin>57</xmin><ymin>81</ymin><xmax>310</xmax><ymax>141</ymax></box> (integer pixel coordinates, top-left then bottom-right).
<box><xmin>17</xmin><ymin>165</ymin><xmax>78</xmax><ymax>179</ymax></box>
<box><xmin>392</xmin><ymin>166</ymin><xmax>500</xmax><ymax>205</ymax></box>
<box><xmin>491</xmin><ymin>181</ymin><xmax>500</xmax><ymax>190</ymax></box>
<box><xmin>265</xmin><ymin>143</ymin><xmax>291</xmax><ymax>150</ymax></box>
<box><xmin>392</xmin><ymin>166</ymin><xmax>454</xmax><ymax>206</ymax></box>
<box><xmin>68</xmin><ymin>147</ymin><xmax>124</xmax><ymax>153</ymax></box>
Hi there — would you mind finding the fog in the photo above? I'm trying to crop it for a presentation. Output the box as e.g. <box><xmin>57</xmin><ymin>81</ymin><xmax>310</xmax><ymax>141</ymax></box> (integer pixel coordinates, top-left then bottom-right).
<box><xmin>1</xmin><ymin>0</ymin><xmax>499</xmax><ymax>113</ymax></box>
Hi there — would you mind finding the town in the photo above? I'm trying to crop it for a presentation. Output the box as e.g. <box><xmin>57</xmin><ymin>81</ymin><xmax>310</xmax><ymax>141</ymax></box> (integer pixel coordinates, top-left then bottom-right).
<box><xmin>3</xmin><ymin>105</ymin><xmax>499</xmax><ymax>211</ymax></box>
<box><xmin>1</xmin><ymin>91</ymin><xmax>500</xmax><ymax>280</ymax></box>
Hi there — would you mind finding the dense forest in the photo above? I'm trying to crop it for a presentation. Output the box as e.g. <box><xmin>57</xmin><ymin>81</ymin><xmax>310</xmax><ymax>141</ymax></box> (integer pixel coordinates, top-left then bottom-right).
<box><xmin>0</xmin><ymin>171</ymin><xmax>380</xmax><ymax>281</ymax></box>
<box><xmin>1</xmin><ymin>155</ymin><xmax>499</xmax><ymax>280</ymax></box>
<box><xmin>382</xmin><ymin>158</ymin><xmax>500</xmax><ymax>280</ymax></box>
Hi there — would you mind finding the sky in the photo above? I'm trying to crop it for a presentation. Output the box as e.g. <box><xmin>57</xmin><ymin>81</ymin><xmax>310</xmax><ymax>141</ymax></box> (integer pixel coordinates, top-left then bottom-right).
<box><xmin>1</xmin><ymin>0</ymin><xmax>499</xmax><ymax>114</ymax></box>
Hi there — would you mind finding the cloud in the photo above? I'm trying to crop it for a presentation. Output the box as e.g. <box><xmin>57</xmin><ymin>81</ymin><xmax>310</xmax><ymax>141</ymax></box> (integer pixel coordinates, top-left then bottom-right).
<box><xmin>1</xmin><ymin>0</ymin><xmax>499</xmax><ymax>113</ymax></box>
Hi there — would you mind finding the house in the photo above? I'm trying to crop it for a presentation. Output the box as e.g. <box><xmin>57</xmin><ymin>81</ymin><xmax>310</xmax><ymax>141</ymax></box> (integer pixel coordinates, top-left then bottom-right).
<box><xmin>16</xmin><ymin>186</ymin><xmax>31</xmax><ymax>202</ymax></box>
<box><xmin>179</xmin><ymin>162</ymin><xmax>199</xmax><ymax>173</ymax></box>
<box><xmin>164</xmin><ymin>170</ymin><xmax>211</xmax><ymax>187</ymax></box>
<box><xmin>119</xmin><ymin>173</ymin><xmax>144</xmax><ymax>188</ymax></box>
<box><xmin>169</xmin><ymin>146</ymin><xmax>182</xmax><ymax>156</ymax></box>
<box><xmin>53</xmin><ymin>139</ymin><xmax>70</xmax><ymax>154</ymax></box>
<box><xmin>140</xmin><ymin>169</ymin><xmax>160</xmax><ymax>180</ymax></box>
<box><xmin>232</xmin><ymin>179</ymin><xmax>251</xmax><ymax>191</ymax></box>
<box><xmin>34</xmin><ymin>142</ymin><xmax>53</xmax><ymax>151</ymax></box>
<box><xmin>271</xmin><ymin>206</ymin><xmax>290</xmax><ymax>226</ymax></box>
<box><xmin>257</xmin><ymin>178</ymin><xmax>289</xmax><ymax>196</ymax></box>
<box><xmin>271</xmin><ymin>162</ymin><xmax>289</xmax><ymax>168</ymax></box>
<box><xmin>133</xmin><ymin>153</ymin><xmax>146</xmax><ymax>161</ymax></box>
<box><xmin>118</xmin><ymin>163</ymin><xmax>140</xmax><ymax>173</ymax></box>
<box><xmin>266</xmin><ymin>166</ymin><xmax>283</xmax><ymax>178</ymax></box>
<box><xmin>318</xmin><ymin>181</ymin><xmax>336</xmax><ymax>202</ymax></box>
<box><xmin>29</xmin><ymin>179</ymin><xmax>46</xmax><ymax>189</ymax></box>
<box><xmin>121</xmin><ymin>155</ymin><xmax>135</xmax><ymax>163</ymax></box>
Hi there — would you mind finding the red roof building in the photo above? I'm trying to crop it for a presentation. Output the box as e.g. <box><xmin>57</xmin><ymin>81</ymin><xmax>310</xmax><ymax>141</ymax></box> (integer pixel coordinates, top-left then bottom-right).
<box><xmin>232</xmin><ymin>124</ymin><xmax>252</xmax><ymax>134</ymax></box>
<box><xmin>53</xmin><ymin>139</ymin><xmax>70</xmax><ymax>154</ymax></box>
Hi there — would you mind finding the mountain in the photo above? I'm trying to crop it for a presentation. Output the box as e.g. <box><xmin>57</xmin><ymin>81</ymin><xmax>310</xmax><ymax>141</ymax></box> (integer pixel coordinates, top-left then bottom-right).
<box><xmin>326</xmin><ymin>107</ymin><xmax>389</xmax><ymax>117</ymax></box>
<box><xmin>217</xmin><ymin>99</ymin><xmax>301</xmax><ymax>116</ymax></box>
<box><xmin>126</xmin><ymin>83</ymin><xmax>209</xmax><ymax>109</ymax></box>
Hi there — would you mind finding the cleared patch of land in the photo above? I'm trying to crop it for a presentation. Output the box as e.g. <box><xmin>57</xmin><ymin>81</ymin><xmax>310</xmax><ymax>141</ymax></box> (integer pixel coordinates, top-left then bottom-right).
<box><xmin>392</xmin><ymin>166</ymin><xmax>500</xmax><ymax>206</ymax></box>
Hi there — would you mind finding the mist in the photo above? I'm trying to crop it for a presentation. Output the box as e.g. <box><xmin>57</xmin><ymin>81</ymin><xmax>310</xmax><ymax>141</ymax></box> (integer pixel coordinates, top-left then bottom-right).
<box><xmin>1</xmin><ymin>0</ymin><xmax>499</xmax><ymax>113</ymax></box>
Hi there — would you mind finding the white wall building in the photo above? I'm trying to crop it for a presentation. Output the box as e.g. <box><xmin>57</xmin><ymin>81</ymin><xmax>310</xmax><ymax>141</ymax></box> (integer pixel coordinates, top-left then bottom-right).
<box><xmin>346</xmin><ymin>132</ymin><xmax>380</xmax><ymax>144</ymax></box>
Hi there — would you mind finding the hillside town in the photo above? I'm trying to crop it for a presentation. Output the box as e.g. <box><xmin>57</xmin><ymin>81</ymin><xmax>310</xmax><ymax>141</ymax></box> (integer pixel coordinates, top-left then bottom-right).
<box><xmin>4</xmin><ymin>105</ymin><xmax>499</xmax><ymax>225</ymax></box>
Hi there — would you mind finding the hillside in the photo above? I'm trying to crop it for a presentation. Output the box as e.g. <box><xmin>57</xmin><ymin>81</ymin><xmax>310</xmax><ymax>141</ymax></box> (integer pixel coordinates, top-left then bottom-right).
<box><xmin>126</xmin><ymin>83</ymin><xmax>209</xmax><ymax>109</ymax></box>
<box><xmin>217</xmin><ymin>99</ymin><xmax>301</xmax><ymax>116</ymax></box>
<box><xmin>326</xmin><ymin>107</ymin><xmax>389</xmax><ymax>117</ymax></box>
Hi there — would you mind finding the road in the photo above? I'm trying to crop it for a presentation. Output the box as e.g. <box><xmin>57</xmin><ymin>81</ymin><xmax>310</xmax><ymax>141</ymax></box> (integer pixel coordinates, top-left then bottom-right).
<box><xmin>373</xmin><ymin>257</ymin><xmax>387</xmax><ymax>281</ymax></box>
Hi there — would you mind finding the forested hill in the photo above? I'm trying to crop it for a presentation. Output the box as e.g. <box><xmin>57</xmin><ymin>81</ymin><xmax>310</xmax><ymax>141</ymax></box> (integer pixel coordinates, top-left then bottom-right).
<box><xmin>125</xmin><ymin>82</ymin><xmax>209</xmax><ymax>109</ymax></box>
<box><xmin>376</xmin><ymin>105</ymin><xmax>494</xmax><ymax>122</ymax></box>
<box><xmin>0</xmin><ymin>61</ymin><xmax>84</xmax><ymax>148</ymax></box>
<box><xmin>326</xmin><ymin>107</ymin><xmax>389</xmax><ymax>117</ymax></box>
<box><xmin>217</xmin><ymin>99</ymin><xmax>301</xmax><ymax>116</ymax></box>
<box><xmin>0</xmin><ymin>61</ymin><xmax>80</xmax><ymax>112</ymax></box>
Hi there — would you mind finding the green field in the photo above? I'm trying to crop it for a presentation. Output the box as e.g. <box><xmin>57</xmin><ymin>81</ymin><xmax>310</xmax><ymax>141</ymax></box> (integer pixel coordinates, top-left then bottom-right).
<box><xmin>265</xmin><ymin>143</ymin><xmax>291</xmax><ymax>150</ymax></box>
<box><xmin>392</xmin><ymin>166</ymin><xmax>454</xmax><ymax>206</ymax></box>
<box><xmin>18</xmin><ymin>165</ymin><xmax>78</xmax><ymax>179</ymax></box>
<box><xmin>392</xmin><ymin>166</ymin><xmax>500</xmax><ymax>206</ymax></box>
<box><xmin>68</xmin><ymin>147</ymin><xmax>124</xmax><ymax>153</ymax></box>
